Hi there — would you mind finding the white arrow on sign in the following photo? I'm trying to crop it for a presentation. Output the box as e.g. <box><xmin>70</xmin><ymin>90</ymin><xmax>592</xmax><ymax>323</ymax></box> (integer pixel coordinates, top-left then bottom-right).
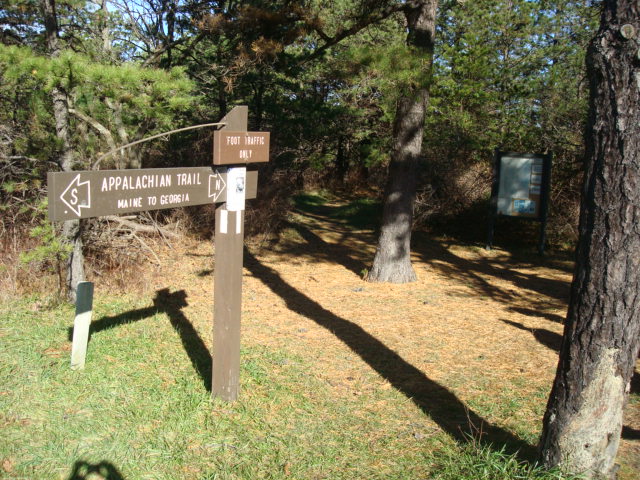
<box><xmin>208</xmin><ymin>172</ymin><xmax>227</xmax><ymax>202</ymax></box>
<box><xmin>60</xmin><ymin>174</ymin><xmax>91</xmax><ymax>217</ymax></box>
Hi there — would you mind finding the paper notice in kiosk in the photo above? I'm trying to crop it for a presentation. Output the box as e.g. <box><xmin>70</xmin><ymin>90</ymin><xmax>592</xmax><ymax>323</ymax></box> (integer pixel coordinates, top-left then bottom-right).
<box><xmin>497</xmin><ymin>155</ymin><xmax>543</xmax><ymax>218</ymax></box>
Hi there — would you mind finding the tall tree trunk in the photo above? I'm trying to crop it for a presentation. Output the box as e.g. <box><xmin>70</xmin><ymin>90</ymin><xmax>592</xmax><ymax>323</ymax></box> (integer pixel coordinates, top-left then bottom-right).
<box><xmin>41</xmin><ymin>0</ymin><xmax>85</xmax><ymax>302</ymax></box>
<box><xmin>538</xmin><ymin>1</ymin><xmax>640</xmax><ymax>478</ymax></box>
<box><xmin>368</xmin><ymin>0</ymin><xmax>438</xmax><ymax>283</ymax></box>
<box><xmin>104</xmin><ymin>98</ymin><xmax>141</xmax><ymax>169</ymax></box>
<box><xmin>160</xmin><ymin>0</ymin><xmax>177</xmax><ymax>68</ymax></box>
<box><xmin>335</xmin><ymin>135</ymin><xmax>349</xmax><ymax>185</ymax></box>
<box><xmin>98</xmin><ymin>0</ymin><xmax>112</xmax><ymax>59</ymax></box>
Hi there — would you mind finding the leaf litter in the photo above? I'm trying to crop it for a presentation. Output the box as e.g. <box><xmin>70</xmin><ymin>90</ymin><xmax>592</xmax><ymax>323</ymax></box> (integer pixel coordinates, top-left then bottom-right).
<box><xmin>88</xmin><ymin>198</ymin><xmax>640</xmax><ymax>479</ymax></box>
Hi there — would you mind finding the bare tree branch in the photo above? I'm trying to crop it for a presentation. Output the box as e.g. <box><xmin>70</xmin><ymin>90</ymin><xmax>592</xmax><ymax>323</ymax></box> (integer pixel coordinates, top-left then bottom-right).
<box><xmin>103</xmin><ymin>215</ymin><xmax>180</xmax><ymax>238</ymax></box>
<box><xmin>68</xmin><ymin>107</ymin><xmax>120</xmax><ymax>167</ymax></box>
<box><xmin>302</xmin><ymin>1</ymin><xmax>417</xmax><ymax>63</ymax></box>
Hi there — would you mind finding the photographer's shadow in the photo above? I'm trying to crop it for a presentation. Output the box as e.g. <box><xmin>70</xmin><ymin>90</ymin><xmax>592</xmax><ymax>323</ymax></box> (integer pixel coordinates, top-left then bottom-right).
<box><xmin>67</xmin><ymin>460</ymin><xmax>124</xmax><ymax>480</ymax></box>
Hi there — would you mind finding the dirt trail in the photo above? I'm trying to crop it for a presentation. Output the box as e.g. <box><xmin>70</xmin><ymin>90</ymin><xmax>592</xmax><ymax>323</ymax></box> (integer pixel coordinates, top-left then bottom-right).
<box><xmin>142</xmin><ymin>199</ymin><xmax>639</xmax><ymax>476</ymax></box>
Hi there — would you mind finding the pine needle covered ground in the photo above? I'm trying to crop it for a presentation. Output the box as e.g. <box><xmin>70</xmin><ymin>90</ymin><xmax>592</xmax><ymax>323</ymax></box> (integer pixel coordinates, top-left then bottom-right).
<box><xmin>1</xmin><ymin>193</ymin><xmax>638</xmax><ymax>480</ymax></box>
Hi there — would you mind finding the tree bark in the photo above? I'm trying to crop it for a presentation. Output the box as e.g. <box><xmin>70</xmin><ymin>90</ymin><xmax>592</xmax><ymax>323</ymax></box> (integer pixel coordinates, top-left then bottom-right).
<box><xmin>538</xmin><ymin>1</ymin><xmax>640</xmax><ymax>478</ymax></box>
<box><xmin>368</xmin><ymin>0</ymin><xmax>437</xmax><ymax>283</ymax></box>
<box><xmin>41</xmin><ymin>0</ymin><xmax>85</xmax><ymax>302</ymax></box>
<box><xmin>98</xmin><ymin>0</ymin><xmax>112</xmax><ymax>59</ymax></box>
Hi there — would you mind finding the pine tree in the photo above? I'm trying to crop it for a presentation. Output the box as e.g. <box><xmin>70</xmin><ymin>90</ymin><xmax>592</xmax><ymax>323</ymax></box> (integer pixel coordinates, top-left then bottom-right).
<box><xmin>368</xmin><ymin>0</ymin><xmax>438</xmax><ymax>283</ymax></box>
<box><xmin>538</xmin><ymin>0</ymin><xmax>640</xmax><ymax>477</ymax></box>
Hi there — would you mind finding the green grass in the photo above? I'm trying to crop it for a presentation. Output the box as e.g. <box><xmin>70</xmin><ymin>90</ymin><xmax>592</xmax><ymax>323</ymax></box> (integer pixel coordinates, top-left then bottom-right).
<box><xmin>432</xmin><ymin>442</ymin><xmax>582</xmax><ymax>480</ymax></box>
<box><xmin>1</xmin><ymin>296</ymin><xmax>582</xmax><ymax>480</ymax></box>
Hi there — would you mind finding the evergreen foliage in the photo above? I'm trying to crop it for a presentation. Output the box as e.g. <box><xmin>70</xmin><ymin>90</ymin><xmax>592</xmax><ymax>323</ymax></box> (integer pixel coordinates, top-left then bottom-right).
<box><xmin>0</xmin><ymin>2</ymin><xmax>632</xmax><ymax>476</ymax></box>
<box><xmin>419</xmin><ymin>0</ymin><xmax>598</xmax><ymax>235</ymax></box>
<box><xmin>0</xmin><ymin>44</ymin><xmax>195</xmax><ymax>166</ymax></box>
<box><xmin>0</xmin><ymin>0</ymin><xmax>600</xmax><ymax>246</ymax></box>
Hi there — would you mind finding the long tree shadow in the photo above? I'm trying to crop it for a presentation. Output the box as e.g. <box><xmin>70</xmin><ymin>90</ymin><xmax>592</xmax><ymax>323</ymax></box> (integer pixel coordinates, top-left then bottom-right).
<box><xmin>412</xmin><ymin>234</ymin><xmax>572</xmax><ymax>304</ymax></box>
<box><xmin>258</xmin><ymin>201</ymin><xmax>640</xmax><ymax>448</ymax></box>
<box><xmin>71</xmin><ymin>288</ymin><xmax>211</xmax><ymax>391</ymax></box>
<box><xmin>280</xmin><ymin>220</ymin><xmax>367</xmax><ymax>276</ymax></box>
<box><xmin>243</xmin><ymin>250</ymin><xmax>536</xmax><ymax>459</ymax></box>
<box><xmin>508</xmin><ymin>306</ymin><xmax>565</xmax><ymax>324</ymax></box>
<box><xmin>501</xmin><ymin>319</ymin><xmax>562</xmax><ymax>352</ymax></box>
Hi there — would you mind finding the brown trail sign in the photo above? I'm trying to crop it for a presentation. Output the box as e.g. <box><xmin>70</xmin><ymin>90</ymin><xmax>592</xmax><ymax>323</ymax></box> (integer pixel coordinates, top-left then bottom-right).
<box><xmin>213</xmin><ymin>131</ymin><xmax>270</xmax><ymax>165</ymax></box>
<box><xmin>47</xmin><ymin>106</ymin><xmax>269</xmax><ymax>403</ymax></box>
<box><xmin>47</xmin><ymin>167</ymin><xmax>258</xmax><ymax>221</ymax></box>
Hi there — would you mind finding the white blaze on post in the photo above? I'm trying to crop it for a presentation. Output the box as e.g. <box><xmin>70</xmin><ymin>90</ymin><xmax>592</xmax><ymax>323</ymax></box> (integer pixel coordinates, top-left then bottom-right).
<box><xmin>219</xmin><ymin>209</ymin><xmax>228</xmax><ymax>234</ymax></box>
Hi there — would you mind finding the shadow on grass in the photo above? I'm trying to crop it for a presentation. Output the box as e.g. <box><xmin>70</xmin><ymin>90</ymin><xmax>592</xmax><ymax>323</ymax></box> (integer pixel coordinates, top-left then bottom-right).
<box><xmin>411</xmin><ymin>232</ymin><xmax>572</xmax><ymax>305</ymax></box>
<box><xmin>67</xmin><ymin>460</ymin><xmax>124</xmax><ymax>479</ymax></box>
<box><xmin>290</xmin><ymin>195</ymin><xmax>571</xmax><ymax>310</ymax></box>
<box><xmin>623</xmin><ymin>426</ymin><xmax>640</xmax><ymax>440</ymax></box>
<box><xmin>501</xmin><ymin>320</ymin><xmax>562</xmax><ymax>352</ymax></box>
<box><xmin>281</xmin><ymin>220</ymin><xmax>367</xmax><ymax>276</ymax></box>
<box><xmin>293</xmin><ymin>193</ymin><xmax>382</xmax><ymax>230</ymax></box>
<box><xmin>508</xmin><ymin>306</ymin><xmax>565</xmax><ymax>324</ymax></box>
<box><xmin>243</xmin><ymin>249</ymin><xmax>536</xmax><ymax>459</ymax></box>
<box><xmin>71</xmin><ymin>288</ymin><xmax>212</xmax><ymax>391</ymax></box>
<box><xmin>632</xmin><ymin>368</ymin><xmax>640</xmax><ymax>395</ymax></box>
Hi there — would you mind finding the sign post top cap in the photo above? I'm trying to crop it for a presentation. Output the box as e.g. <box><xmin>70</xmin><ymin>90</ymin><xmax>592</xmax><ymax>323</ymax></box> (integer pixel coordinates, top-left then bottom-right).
<box><xmin>220</xmin><ymin>106</ymin><xmax>248</xmax><ymax>131</ymax></box>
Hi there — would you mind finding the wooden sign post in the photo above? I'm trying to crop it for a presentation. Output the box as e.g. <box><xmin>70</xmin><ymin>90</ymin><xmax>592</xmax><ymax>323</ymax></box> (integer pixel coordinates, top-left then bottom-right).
<box><xmin>212</xmin><ymin>106</ymin><xmax>247</xmax><ymax>402</ymax></box>
<box><xmin>47</xmin><ymin>106</ymin><xmax>270</xmax><ymax>403</ymax></box>
<box><xmin>210</xmin><ymin>107</ymin><xmax>270</xmax><ymax>401</ymax></box>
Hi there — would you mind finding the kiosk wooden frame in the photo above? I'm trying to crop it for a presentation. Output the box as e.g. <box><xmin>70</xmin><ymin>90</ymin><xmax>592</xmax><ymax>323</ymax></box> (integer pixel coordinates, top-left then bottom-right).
<box><xmin>486</xmin><ymin>150</ymin><xmax>552</xmax><ymax>254</ymax></box>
